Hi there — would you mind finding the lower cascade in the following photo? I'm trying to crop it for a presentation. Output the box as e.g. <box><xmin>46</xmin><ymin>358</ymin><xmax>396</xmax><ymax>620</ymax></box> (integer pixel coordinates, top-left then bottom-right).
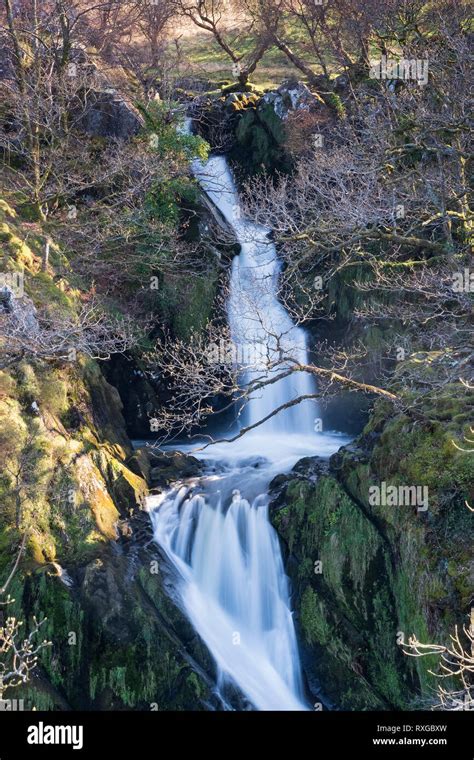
<box><xmin>151</xmin><ymin>464</ymin><xmax>306</xmax><ymax>710</ymax></box>
<box><xmin>149</xmin><ymin>132</ymin><xmax>345</xmax><ymax>710</ymax></box>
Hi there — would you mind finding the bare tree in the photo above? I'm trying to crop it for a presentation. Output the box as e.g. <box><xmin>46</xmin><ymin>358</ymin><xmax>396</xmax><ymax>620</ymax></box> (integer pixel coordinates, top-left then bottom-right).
<box><xmin>403</xmin><ymin>612</ymin><xmax>474</xmax><ymax>711</ymax></box>
<box><xmin>0</xmin><ymin>0</ymin><xmax>115</xmax><ymax>217</ymax></box>
<box><xmin>0</xmin><ymin>538</ymin><xmax>51</xmax><ymax>703</ymax></box>
<box><xmin>0</xmin><ymin>291</ymin><xmax>141</xmax><ymax>369</ymax></box>
<box><xmin>255</xmin><ymin>0</ymin><xmax>389</xmax><ymax>87</ymax></box>
<box><xmin>146</xmin><ymin>281</ymin><xmax>396</xmax><ymax>445</ymax></box>
<box><xmin>176</xmin><ymin>0</ymin><xmax>272</xmax><ymax>87</ymax></box>
<box><xmin>0</xmin><ymin>606</ymin><xmax>51</xmax><ymax>702</ymax></box>
<box><xmin>260</xmin><ymin>0</ymin><xmax>466</xmax><ymax>90</ymax></box>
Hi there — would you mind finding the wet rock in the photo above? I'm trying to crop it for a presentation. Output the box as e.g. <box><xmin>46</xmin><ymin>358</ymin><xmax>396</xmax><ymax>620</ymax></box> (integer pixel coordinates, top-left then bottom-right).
<box><xmin>291</xmin><ymin>456</ymin><xmax>331</xmax><ymax>480</ymax></box>
<box><xmin>103</xmin><ymin>354</ymin><xmax>164</xmax><ymax>439</ymax></box>
<box><xmin>330</xmin><ymin>431</ymin><xmax>381</xmax><ymax>472</ymax></box>
<box><xmin>149</xmin><ymin>450</ymin><xmax>202</xmax><ymax>486</ymax></box>
<box><xmin>269</xmin><ymin>456</ymin><xmax>330</xmax><ymax>509</ymax></box>
<box><xmin>127</xmin><ymin>447</ymin><xmax>152</xmax><ymax>483</ymax></box>
<box><xmin>231</xmin><ymin>79</ymin><xmax>329</xmax><ymax>172</ymax></box>
<box><xmin>333</xmin><ymin>72</ymin><xmax>351</xmax><ymax>92</ymax></box>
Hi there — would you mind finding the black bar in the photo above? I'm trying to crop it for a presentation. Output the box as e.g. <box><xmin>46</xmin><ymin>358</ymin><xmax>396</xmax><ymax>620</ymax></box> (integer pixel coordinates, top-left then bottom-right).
<box><xmin>0</xmin><ymin>710</ymin><xmax>471</xmax><ymax>757</ymax></box>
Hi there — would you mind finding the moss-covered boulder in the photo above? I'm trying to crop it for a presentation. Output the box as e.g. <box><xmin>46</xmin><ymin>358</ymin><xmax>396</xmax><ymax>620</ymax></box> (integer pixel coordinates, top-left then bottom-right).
<box><xmin>270</xmin><ymin>385</ymin><xmax>473</xmax><ymax>710</ymax></box>
<box><xmin>232</xmin><ymin>81</ymin><xmax>328</xmax><ymax>172</ymax></box>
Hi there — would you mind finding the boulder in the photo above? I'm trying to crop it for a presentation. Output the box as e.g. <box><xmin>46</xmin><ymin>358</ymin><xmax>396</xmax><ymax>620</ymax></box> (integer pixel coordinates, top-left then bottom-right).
<box><xmin>260</xmin><ymin>80</ymin><xmax>325</xmax><ymax>121</ymax></box>
<box><xmin>149</xmin><ymin>450</ymin><xmax>202</xmax><ymax>486</ymax></box>
<box><xmin>232</xmin><ymin>79</ymin><xmax>328</xmax><ymax>172</ymax></box>
<box><xmin>78</xmin><ymin>90</ymin><xmax>143</xmax><ymax>139</ymax></box>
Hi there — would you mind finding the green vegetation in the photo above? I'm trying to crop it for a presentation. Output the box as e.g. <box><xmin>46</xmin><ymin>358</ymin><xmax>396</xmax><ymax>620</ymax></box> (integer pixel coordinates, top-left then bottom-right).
<box><xmin>272</xmin><ymin>369</ymin><xmax>472</xmax><ymax>709</ymax></box>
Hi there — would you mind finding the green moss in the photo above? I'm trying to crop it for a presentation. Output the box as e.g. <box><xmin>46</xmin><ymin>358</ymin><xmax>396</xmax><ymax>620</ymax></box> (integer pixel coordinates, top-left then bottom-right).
<box><xmin>26</xmin><ymin>271</ymin><xmax>74</xmax><ymax>313</ymax></box>
<box><xmin>37</xmin><ymin>369</ymin><xmax>69</xmax><ymax>416</ymax></box>
<box><xmin>301</xmin><ymin>587</ymin><xmax>332</xmax><ymax>645</ymax></box>
<box><xmin>273</xmin><ymin>466</ymin><xmax>432</xmax><ymax>708</ymax></box>
<box><xmin>0</xmin><ymin>198</ymin><xmax>17</xmax><ymax>218</ymax></box>
<box><xmin>0</xmin><ymin>222</ymin><xmax>37</xmax><ymax>267</ymax></box>
<box><xmin>322</xmin><ymin>91</ymin><xmax>346</xmax><ymax>118</ymax></box>
<box><xmin>234</xmin><ymin>102</ymin><xmax>289</xmax><ymax>171</ymax></box>
<box><xmin>160</xmin><ymin>271</ymin><xmax>218</xmax><ymax>340</ymax></box>
<box><xmin>280</xmin><ymin>369</ymin><xmax>473</xmax><ymax>709</ymax></box>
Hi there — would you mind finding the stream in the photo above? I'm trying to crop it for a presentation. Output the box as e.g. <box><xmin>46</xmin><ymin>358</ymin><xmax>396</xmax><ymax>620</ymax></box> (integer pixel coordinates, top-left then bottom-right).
<box><xmin>147</xmin><ymin>132</ymin><xmax>347</xmax><ymax>710</ymax></box>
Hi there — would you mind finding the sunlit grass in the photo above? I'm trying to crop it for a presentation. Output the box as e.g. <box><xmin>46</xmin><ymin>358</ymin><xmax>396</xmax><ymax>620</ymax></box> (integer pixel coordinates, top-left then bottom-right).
<box><xmin>176</xmin><ymin>23</ymin><xmax>324</xmax><ymax>89</ymax></box>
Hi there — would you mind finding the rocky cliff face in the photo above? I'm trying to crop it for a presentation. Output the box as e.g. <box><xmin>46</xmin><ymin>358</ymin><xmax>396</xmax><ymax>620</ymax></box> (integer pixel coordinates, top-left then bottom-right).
<box><xmin>270</xmin><ymin>391</ymin><xmax>473</xmax><ymax>710</ymax></box>
<box><xmin>1</xmin><ymin>353</ymin><xmax>222</xmax><ymax>710</ymax></box>
<box><xmin>0</xmin><ymin>199</ymin><xmax>219</xmax><ymax>711</ymax></box>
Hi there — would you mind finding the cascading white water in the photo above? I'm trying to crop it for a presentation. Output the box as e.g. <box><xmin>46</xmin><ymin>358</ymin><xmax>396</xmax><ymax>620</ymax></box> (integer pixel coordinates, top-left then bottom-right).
<box><xmin>152</xmin><ymin>476</ymin><xmax>306</xmax><ymax>710</ymax></box>
<box><xmin>149</xmin><ymin>127</ymin><xmax>346</xmax><ymax>710</ymax></box>
<box><xmin>194</xmin><ymin>154</ymin><xmax>316</xmax><ymax>434</ymax></box>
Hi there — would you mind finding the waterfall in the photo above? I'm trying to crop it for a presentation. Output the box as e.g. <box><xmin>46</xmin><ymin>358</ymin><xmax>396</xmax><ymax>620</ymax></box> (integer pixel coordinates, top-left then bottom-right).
<box><xmin>151</xmin><ymin>481</ymin><xmax>306</xmax><ymax>710</ymax></box>
<box><xmin>149</xmin><ymin>125</ymin><xmax>346</xmax><ymax>710</ymax></box>
<box><xmin>193</xmin><ymin>153</ymin><xmax>316</xmax><ymax>435</ymax></box>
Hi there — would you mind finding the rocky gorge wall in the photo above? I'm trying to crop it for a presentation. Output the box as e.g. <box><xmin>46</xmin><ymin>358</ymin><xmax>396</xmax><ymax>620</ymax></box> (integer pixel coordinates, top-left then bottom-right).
<box><xmin>0</xmin><ymin>198</ymin><xmax>221</xmax><ymax>711</ymax></box>
<box><xmin>0</xmin><ymin>350</ymin><xmax>221</xmax><ymax>710</ymax></box>
<box><xmin>270</xmin><ymin>391</ymin><xmax>473</xmax><ymax>709</ymax></box>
